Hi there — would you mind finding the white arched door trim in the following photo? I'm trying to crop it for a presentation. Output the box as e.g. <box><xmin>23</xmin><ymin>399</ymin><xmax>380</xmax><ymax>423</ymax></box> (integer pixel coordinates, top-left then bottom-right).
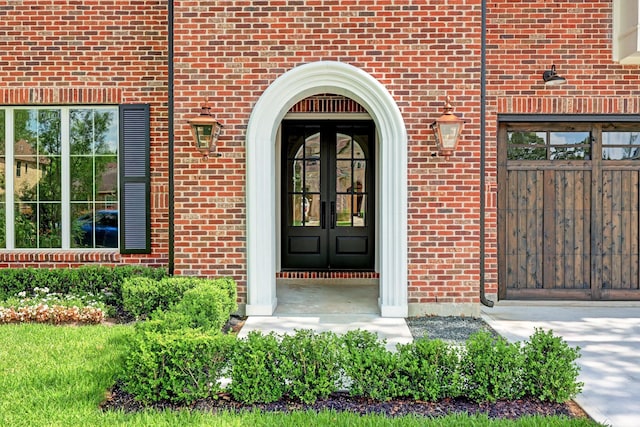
<box><xmin>245</xmin><ymin>61</ymin><xmax>408</xmax><ymax>317</ymax></box>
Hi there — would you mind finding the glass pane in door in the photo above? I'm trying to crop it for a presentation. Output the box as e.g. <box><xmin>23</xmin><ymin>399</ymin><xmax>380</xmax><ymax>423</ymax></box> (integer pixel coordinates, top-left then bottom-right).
<box><xmin>336</xmin><ymin>133</ymin><xmax>352</xmax><ymax>159</ymax></box>
<box><xmin>336</xmin><ymin>194</ymin><xmax>351</xmax><ymax>226</ymax></box>
<box><xmin>335</xmin><ymin>132</ymin><xmax>368</xmax><ymax>227</ymax></box>
<box><xmin>289</xmin><ymin>131</ymin><xmax>321</xmax><ymax>227</ymax></box>
<box><xmin>306</xmin><ymin>193</ymin><xmax>321</xmax><ymax>226</ymax></box>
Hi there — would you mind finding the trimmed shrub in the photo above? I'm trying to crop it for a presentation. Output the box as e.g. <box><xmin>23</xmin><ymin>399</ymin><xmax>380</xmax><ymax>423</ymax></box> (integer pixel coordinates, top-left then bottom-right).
<box><xmin>133</xmin><ymin>310</ymin><xmax>192</xmax><ymax>334</ymax></box>
<box><xmin>279</xmin><ymin>329</ymin><xmax>342</xmax><ymax>403</ymax></box>
<box><xmin>459</xmin><ymin>331</ymin><xmax>525</xmax><ymax>402</ymax></box>
<box><xmin>173</xmin><ymin>282</ymin><xmax>230</xmax><ymax>332</ymax></box>
<box><xmin>521</xmin><ymin>328</ymin><xmax>583</xmax><ymax>402</ymax></box>
<box><xmin>396</xmin><ymin>337</ymin><xmax>462</xmax><ymax>401</ymax></box>
<box><xmin>0</xmin><ymin>266</ymin><xmax>167</xmax><ymax>309</ymax></box>
<box><xmin>340</xmin><ymin>329</ymin><xmax>401</xmax><ymax>401</ymax></box>
<box><xmin>210</xmin><ymin>276</ymin><xmax>238</xmax><ymax>315</ymax></box>
<box><xmin>118</xmin><ymin>325</ymin><xmax>584</xmax><ymax>406</ymax></box>
<box><xmin>228</xmin><ymin>331</ymin><xmax>286</xmax><ymax>404</ymax></box>
<box><xmin>120</xmin><ymin>329</ymin><xmax>235</xmax><ymax>404</ymax></box>
<box><xmin>122</xmin><ymin>277</ymin><xmax>237</xmax><ymax>320</ymax></box>
<box><xmin>122</xmin><ymin>277</ymin><xmax>199</xmax><ymax>319</ymax></box>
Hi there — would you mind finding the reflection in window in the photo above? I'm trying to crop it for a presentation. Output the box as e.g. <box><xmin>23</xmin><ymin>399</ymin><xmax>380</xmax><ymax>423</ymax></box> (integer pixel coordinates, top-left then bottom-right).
<box><xmin>336</xmin><ymin>131</ymin><xmax>368</xmax><ymax>227</ymax></box>
<box><xmin>507</xmin><ymin>131</ymin><xmax>591</xmax><ymax>160</ymax></box>
<box><xmin>288</xmin><ymin>131</ymin><xmax>321</xmax><ymax>227</ymax></box>
<box><xmin>507</xmin><ymin>132</ymin><xmax>546</xmax><ymax>160</ymax></box>
<box><xmin>0</xmin><ymin>106</ymin><xmax>119</xmax><ymax>249</ymax></box>
<box><xmin>13</xmin><ymin>109</ymin><xmax>62</xmax><ymax>248</ymax></box>
<box><xmin>602</xmin><ymin>132</ymin><xmax>640</xmax><ymax>160</ymax></box>
<box><xmin>549</xmin><ymin>132</ymin><xmax>590</xmax><ymax>160</ymax></box>
<box><xmin>70</xmin><ymin>108</ymin><xmax>118</xmax><ymax>248</ymax></box>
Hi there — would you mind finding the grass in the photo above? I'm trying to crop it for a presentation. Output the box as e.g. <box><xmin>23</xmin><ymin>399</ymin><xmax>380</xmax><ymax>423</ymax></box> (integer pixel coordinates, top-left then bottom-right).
<box><xmin>0</xmin><ymin>323</ymin><xmax>602</xmax><ymax>427</ymax></box>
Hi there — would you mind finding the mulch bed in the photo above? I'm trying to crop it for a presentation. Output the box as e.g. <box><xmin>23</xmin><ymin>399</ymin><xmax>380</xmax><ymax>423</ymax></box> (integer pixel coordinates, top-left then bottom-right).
<box><xmin>101</xmin><ymin>386</ymin><xmax>589</xmax><ymax>420</ymax></box>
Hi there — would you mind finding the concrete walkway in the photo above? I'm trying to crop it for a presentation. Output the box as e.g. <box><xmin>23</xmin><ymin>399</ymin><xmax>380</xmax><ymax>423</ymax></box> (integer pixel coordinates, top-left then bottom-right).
<box><xmin>482</xmin><ymin>302</ymin><xmax>640</xmax><ymax>427</ymax></box>
<box><xmin>238</xmin><ymin>314</ymin><xmax>413</xmax><ymax>351</ymax></box>
<box><xmin>238</xmin><ymin>282</ymin><xmax>413</xmax><ymax>350</ymax></box>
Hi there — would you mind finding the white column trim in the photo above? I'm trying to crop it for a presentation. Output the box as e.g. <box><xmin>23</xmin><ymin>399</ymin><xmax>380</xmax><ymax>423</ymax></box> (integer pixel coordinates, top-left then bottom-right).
<box><xmin>246</xmin><ymin>61</ymin><xmax>408</xmax><ymax>317</ymax></box>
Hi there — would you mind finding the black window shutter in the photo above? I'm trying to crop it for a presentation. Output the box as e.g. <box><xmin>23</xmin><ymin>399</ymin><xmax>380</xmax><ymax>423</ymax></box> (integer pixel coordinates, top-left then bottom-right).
<box><xmin>119</xmin><ymin>104</ymin><xmax>151</xmax><ymax>254</ymax></box>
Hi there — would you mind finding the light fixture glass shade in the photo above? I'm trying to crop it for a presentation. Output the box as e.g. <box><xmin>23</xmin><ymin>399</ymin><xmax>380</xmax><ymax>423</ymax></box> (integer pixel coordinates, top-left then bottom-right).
<box><xmin>188</xmin><ymin>102</ymin><xmax>223</xmax><ymax>156</ymax></box>
<box><xmin>437</xmin><ymin>122</ymin><xmax>463</xmax><ymax>150</ymax></box>
<box><xmin>431</xmin><ymin>97</ymin><xmax>466</xmax><ymax>160</ymax></box>
<box><xmin>190</xmin><ymin>121</ymin><xmax>222</xmax><ymax>155</ymax></box>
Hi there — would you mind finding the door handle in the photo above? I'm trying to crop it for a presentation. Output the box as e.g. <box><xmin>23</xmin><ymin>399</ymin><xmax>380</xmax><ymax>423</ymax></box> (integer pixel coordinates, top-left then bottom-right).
<box><xmin>320</xmin><ymin>201</ymin><xmax>326</xmax><ymax>229</ymax></box>
<box><xmin>330</xmin><ymin>201</ymin><xmax>336</xmax><ymax>229</ymax></box>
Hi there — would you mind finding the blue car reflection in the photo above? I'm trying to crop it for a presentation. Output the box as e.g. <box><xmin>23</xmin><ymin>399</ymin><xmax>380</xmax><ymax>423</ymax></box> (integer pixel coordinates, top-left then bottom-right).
<box><xmin>76</xmin><ymin>210</ymin><xmax>118</xmax><ymax>248</ymax></box>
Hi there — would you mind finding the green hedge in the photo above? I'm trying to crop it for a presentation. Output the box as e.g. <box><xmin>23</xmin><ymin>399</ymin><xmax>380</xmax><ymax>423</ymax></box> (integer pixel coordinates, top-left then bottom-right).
<box><xmin>522</xmin><ymin>328</ymin><xmax>583</xmax><ymax>402</ymax></box>
<box><xmin>396</xmin><ymin>336</ymin><xmax>462</xmax><ymax>401</ymax></box>
<box><xmin>228</xmin><ymin>331</ymin><xmax>286</xmax><ymax>404</ymax></box>
<box><xmin>120</xmin><ymin>327</ymin><xmax>583</xmax><ymax>406</ymax></box>
<box><xmin>459</xmin><ymin>331</ymin><xmax>524</xmax><ymax>402</ymax></box>
<box><xmin>122</xmin><ymin>276</ymin><xmax>238</xmax><ymax>320</ymax></box>
<box><xmin>279</xmin><ymin>330</ymin><xmax>343</xmax><ymax>404</ymax></box>
<box><xmin>341</xmin><ymin>329</ymin><xmax>402</xmax><ymax>401</ymax></box>
<box><xmin>122</xmin><ymin>329</ymin><xmax>236</xmax><ymax>403</ymax></box>
<box><xmin>0</xmin><ymin>266</ymin><xmax>167</xmax><ymax>308</ymax></box>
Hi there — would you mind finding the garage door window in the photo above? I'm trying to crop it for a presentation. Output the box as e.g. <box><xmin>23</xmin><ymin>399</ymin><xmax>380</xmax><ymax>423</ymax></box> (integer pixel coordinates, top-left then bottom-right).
<box><xmin>602</xmin><ymin>131</ymin><xmax>640</xmax><ymax>160</ymax></box>
<box><xmin>507</xmin><ymin>131</ymin><xmax>591</xmax><ymax>160</ymax></box>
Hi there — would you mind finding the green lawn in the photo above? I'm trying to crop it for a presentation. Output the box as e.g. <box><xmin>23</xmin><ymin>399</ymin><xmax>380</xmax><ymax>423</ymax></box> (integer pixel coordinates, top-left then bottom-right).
<box><xmin>0</xmin><ymin>324</ymin><xmax>601</xmax><ymax>427</ymax></box>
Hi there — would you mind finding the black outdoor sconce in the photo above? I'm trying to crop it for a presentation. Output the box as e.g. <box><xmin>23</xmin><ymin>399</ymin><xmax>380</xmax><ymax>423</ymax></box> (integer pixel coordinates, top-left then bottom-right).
<box><xmin>430</xmin><ymin>96</ymin><xmax>467</xmax><ymax>160</ymax></box>
<box><xmin>188</xmin><ymin>100</ymin><xmax>223</xmax><ymax>158</ymax></box>
<box><xmin>542</xmin><ymin>64</ymin><xmax>567</xmax><ymax>86</ymax></box>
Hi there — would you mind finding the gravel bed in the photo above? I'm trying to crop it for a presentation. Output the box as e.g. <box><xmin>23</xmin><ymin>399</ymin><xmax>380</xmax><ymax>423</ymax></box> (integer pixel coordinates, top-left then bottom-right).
<box><xmin>406</xmin><ymin>315</ymin><xmax>497</xmax><ymax>344</ymax></box>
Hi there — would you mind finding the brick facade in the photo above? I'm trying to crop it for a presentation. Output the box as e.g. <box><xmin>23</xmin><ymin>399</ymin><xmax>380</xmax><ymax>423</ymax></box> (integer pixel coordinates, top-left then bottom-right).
<box><xmin>0</xmin><ymin>1</ymin><xmax>169</xmax><ymax>268</ymax></box>
<box><xmin>1</xmin><ymin>1</ymin><xmax>638</xmax><ymax>315</ymax></box>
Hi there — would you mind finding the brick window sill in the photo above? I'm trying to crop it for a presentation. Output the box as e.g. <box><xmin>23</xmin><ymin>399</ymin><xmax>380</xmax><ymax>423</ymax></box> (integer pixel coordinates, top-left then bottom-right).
<box><xmin>0</xmin><ymin>250</ymin><xmax>120</xmax><ymax>264</ymax></box>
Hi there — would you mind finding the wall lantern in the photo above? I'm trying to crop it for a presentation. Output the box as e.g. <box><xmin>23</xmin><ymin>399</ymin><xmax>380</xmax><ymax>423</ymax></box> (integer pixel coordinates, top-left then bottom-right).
<box><xmin>542</xmin><ymin>64</ymin><xmax>567</xmax><ymax>86</ymax></box>
<box><xmin>430</xmin><ymin>96</ymin><xmax>466</xmax><ymax>160</ymax></box>
<box><xmin>187</xmin><ymin>100</ymin><xmax>223</xmax><ymax>158</ymax></box>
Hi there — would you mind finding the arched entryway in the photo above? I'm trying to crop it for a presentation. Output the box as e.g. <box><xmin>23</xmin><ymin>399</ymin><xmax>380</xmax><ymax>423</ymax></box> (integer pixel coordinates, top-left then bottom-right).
<box><xmin>245</xmin><ymin>61</ymin><xmax>408</xmax><ymax>317</ymax></box>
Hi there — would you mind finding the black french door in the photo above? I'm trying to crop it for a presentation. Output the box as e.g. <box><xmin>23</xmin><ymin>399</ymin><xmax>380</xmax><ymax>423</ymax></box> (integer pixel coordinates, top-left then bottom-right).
<box><xmin>281</xmin><ymin>120</ymin><xmax>375</xmax><ymax>270</ymax></box>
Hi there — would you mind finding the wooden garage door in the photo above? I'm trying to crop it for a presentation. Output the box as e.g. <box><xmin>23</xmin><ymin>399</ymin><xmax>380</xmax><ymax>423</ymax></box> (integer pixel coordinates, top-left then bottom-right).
<box><xmin>498</xmin><ymin>119</ymin><xmax>640</xmax><ymax>300</ymax></box>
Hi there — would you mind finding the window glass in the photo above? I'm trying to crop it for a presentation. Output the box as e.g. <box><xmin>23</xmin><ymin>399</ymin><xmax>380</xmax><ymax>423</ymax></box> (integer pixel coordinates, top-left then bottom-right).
<box><xmin>602</xmin><ymin>132</ymin><xmax>640</xmax><ymax>160</ymax></box>
<box><xmin>13</xmin><ymin>109</ymin><xmax>62</xmax><ymax>248</ymax></box>
<box><xmin>70</xmin><ymin>107</ymin><xmax>119</xmax><ymax>248</ymax></box>
<box><xmin>549</xmin><ymin>132</ymin><xmax>590</xmax><ymax>160</ymax></box>
<box><xmin>507</xmin><ymin>131</ymin><xmax>591</xmax><ymax>160</ymax></box>
<box><xmin>507</xmin><ymin>131</ymin><xmax>546</xmax><ymax>160</ymax></box>
<box><xmin>0</xmin><ymin>106</ymin><xmax>119</xmax><ymax>249</ymax></box>
<box><xmin>288</xmin><ymin>131</ymin><xmax>321</xmax><ymax>227</ymax></box>
<box><xmin>335</xmin><ymin>131</ymin><xmax>369</xmax><ymax>227</ymax></box>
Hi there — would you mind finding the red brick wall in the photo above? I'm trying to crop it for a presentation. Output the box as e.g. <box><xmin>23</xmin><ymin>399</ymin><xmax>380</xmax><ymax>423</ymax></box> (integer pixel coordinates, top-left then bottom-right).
<box><xmin>173</xmin><ymin>0</ymin><xmax>483</xmax><ymax>306</ymax></box>
<box><xmin>3</xmin><ymin>1</ymin><xmax>639</xmax><ymax>308</ymax></box>
<box><xmin>0</xmin><ymin>0</ymin><xmax>169</xmax><ymax>268</ymax></box>
<box><xmin>173</xmin><ymin>0</ymin><xmax>640</xmax><ymax>306</ymax></box>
